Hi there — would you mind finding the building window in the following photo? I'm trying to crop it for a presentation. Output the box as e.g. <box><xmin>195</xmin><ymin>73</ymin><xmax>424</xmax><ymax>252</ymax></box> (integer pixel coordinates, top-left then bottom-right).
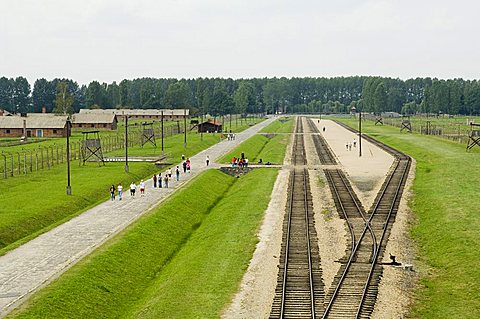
<box><xmin>6</xmin><ymin>129</ymin><xmax>10</xmax><ymax>134</ymax></box>
<box><xmin>103</xmin><ymin>124</ymin><xmax>106</xmax><ymax>128</ymax></box>
<box><xmin>53</xmin><ymin>129</ymin><xmax>57</xmax><ymax>134</ymax></box>
<box><xmin>91</xmin><ymin>124</ymin><xmax>94</xmax><ymax>128</ymax></box>
<box><xmin>36</xmin><ymin>129</ymin><xmax>43</xmax><ymax>137</ymax></box>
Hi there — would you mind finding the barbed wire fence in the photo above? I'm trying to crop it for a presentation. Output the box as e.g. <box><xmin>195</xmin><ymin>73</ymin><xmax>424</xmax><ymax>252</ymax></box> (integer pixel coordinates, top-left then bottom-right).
<box><xmin>0</xmin><ymin>121</ymin><xmax>190</xmax><ymax>179</ymax></box>
<box><xmin>362</xmin><ymin>114</ymin><xmax>472</xmax><ymax>144</ymax></box>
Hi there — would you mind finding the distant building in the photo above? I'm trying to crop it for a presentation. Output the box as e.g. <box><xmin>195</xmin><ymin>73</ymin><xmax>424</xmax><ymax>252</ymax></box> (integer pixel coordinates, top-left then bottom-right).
<box><xmin>0</xmin><ymin>114</ymin><xmax>67</xmax><ymax>138</ymax></box>
<box><xmin>71</xmin><ymin>113</ymin><xmax>117</xmax><ymax>130</ymax></box>
<box><xmin>198</xmin><ymin>119</ymin><xmax>222</xmax><ymax>133</ymax></box>
<box><xmin>78</xmin><ymin>108</ymin><xmax>190</xmax><ymax>121</ymax></box>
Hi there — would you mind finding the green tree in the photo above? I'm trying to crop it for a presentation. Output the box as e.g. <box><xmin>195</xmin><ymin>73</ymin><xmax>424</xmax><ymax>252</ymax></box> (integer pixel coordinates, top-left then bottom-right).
<box><xmin>53</xmin><ymin>81</ymin><xmax>74</xmax><ymax>115</ymax></box>
<box><xmin>233</xmin><ymin>81</ymin><xmax>255</xmax><ymax>116</ymax></box>
<box><xmin>373</xmin><ymin>82</ymin><xmax>388</xmax><ymax>114</ymax></box>
<box><xmin>13</xmin><ymin>76</ymin><xmax>32</xmax><ymax>113</ymax></box>
<box><xmin>164</xmin><ymin>81</ymin><xmax>189</xmax><ymax>108</ymax></box>
<box><xmin>85</xmin><ymin>81</ymin><xmax>106</xmax><ymax>108</ymax></box>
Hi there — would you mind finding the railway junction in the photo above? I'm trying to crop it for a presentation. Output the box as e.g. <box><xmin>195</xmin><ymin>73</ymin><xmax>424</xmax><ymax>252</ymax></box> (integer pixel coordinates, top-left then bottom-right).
<box><xmin>224</xmin><ymin>117</ymin><xmax>415</xmax><ymax>318</ymax></box>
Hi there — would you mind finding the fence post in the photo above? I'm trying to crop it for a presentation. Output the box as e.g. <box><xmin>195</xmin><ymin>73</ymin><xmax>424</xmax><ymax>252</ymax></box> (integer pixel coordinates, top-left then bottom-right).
<box><xmin>56</xmin><ymin>144</ymin><xmax>59</xmax><ymax>164</ymax></box>
<box><xmin>35</xmin><ymin>149</ymin><xmax>39</xmax><ymax>171</ymax></box>
<box><xmin>46</xmin><ymin>147</ymin><xmax>50</xmax><ymax>169</ymax></box>
<box><xmin>17</xmin><ymin>152</ymin><xmax>21</xmax><ymax>175</ymax></box>
<box><xmin>1</xmin><ymin>152</ymin><xmax>6</xmax><ymax>179</ymax></box>
<box><xmin>10</xmin><ymin>153</ymin><xmax>14</xmax><ymax>177</ymax></box>
<box><xmin>23</xmin><ymin>150</ymin><xmax>27</xmax><ymax>175</ymax></box>
<box><xmin>29</xmin><ymin>149</ymin><xmax>33</xmax><ymax>172</ymax></box>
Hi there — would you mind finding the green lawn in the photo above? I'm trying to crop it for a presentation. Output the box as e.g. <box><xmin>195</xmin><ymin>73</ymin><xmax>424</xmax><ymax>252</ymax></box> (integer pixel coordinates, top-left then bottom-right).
<box><xmin>10</xmin><ymin>168</ymin><xmax>279</xmax><ymax>319</ymax></box>
<box><xmin>218</xmin><ymin>133</ymin><xmax>290</xmax><ymax>165</ymax></box>
<box><xmin>338</xmin><ymin>118</ymin><xmax>480</xmax><ymax>319</ymax></box>
<box><xmin>260</xmin><ymin>116</ymin><xmax>294</xmax><ymax>133</ymax></box>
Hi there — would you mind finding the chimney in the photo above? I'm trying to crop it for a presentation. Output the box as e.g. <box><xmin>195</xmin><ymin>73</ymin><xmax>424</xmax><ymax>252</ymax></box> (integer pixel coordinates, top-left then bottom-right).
<box><xmin>42</xmin><ymin>106</ymin><xmax>46</xmax><ymax>113</ymax></box>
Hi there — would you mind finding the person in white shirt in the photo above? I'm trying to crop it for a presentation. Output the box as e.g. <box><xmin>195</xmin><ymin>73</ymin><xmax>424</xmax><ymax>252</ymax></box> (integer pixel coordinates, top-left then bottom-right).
<box><xmin>130</xmin><ymin>182</ymin><xmax>136</xmax><ymax>196</ymax></box>
<box><xmin>139</xmin><ymin>180</ymin><xmax>145</xmax><ymax>195</ymax></box>
<box><xmin>118</xmin><ymin>183</ymin><xmax>123</xmax><ymax>200</ymax></box>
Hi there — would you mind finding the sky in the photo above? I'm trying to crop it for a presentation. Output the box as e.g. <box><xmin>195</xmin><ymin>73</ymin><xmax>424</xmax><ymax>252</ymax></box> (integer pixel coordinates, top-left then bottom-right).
<box><xmin>1</xmin><ymin>0</ymin><xmax>479</xmax><ymax>85</ymax></box>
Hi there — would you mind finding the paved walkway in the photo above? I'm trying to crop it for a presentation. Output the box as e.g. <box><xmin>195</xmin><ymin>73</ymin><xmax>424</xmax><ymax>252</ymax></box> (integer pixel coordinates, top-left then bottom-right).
<box><xmin>0</xmin><ymin>117</ymin><xmax>275</xmax><ymax>317</ymax></box>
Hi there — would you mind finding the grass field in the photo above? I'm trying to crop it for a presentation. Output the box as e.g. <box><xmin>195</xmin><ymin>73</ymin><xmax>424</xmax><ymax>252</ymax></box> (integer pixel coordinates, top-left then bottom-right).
<box><xmin>10</xmin><ymin>168</ymin><xmax>279</xmax><ymax>319</ymax></box>
<box><xmin>338</xmin><ymin>118</ymin><xmax>480</xmax><ymax>319</ymax></box>
<box><xmin>218</xmin><ymin>134</ymin><xmax>290</xmax><ymax>165</ymax></box>
<box><xmin>217</xmin><ymin>117</ymin><xmax>293</xmax><ymax>165</ymax></box>
<box><xmin>259</xmin><ymin>116</ymin><xmax>294</xmax><ymax>133</ymax></box>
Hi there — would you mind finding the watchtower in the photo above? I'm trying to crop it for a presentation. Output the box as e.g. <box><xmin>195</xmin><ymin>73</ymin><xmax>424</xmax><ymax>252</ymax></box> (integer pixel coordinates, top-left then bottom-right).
<box><xmin>80</xmin><ymin>131</ymin><xmax>104</xmax><ymax>165</ymax></box>
<box><xmin>466</xmin><ymin>123</ymin><xmax>480</xmax><ymax>151</ymax></box>
<box><xmin>400</xmin><ymin>116</ymin><xmax>412</xmax><ymax>133</ymax></box>
<box><xmin>141</xmin><ymin>122</ymin><xmax>156</xmax><ymax>147</ymax></box>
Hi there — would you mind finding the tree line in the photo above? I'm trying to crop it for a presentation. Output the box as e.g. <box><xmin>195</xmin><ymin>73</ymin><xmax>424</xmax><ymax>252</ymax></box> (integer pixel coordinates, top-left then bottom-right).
<box><xmin>1</xmin><ymin>76</ymin><xmax>480</xmax><ymax>116</ymax></box>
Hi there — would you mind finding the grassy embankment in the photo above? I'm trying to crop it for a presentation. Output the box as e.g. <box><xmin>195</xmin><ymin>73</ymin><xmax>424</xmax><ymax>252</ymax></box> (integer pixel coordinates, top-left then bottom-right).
<box><xmin>0</xmin><ymin>132</ymin><xmax>222</xmax><ymax>255</ymax></box>
<box><xmin>10</xmin><ymin>168</ymin><xmax>279</xmax><ymax>318</ymax></box>
<box><xmin>338</xmin><ymin>118</ymin><xmax>480</xmax><ymax>319</ymax></box>
<box><xmin>218</xmin><ymin>117</ymin><xmax>294</xmax><ymax>164</ymax></box>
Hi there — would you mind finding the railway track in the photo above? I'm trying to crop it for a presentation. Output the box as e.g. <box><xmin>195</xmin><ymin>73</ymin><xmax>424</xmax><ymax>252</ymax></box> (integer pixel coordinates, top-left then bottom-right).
<box><xmin>270</xmin><ymin>117</ymin><xmax>324</xmax><ymax>318</ymax></box>
<box><xmin>309</xmin><ymin>118</ymin><xmax>411</xmax><ymax>318</ymax></box>
<box><xmin>271</xmin><ymin>117</ymin><xmax>411</xmax><ymax>318</ymax></box>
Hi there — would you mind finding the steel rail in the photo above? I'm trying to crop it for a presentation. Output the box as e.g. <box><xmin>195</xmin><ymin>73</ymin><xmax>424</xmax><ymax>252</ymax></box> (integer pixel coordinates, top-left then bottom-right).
<box><xmin>355</xmin><ymin>158</ymin><xmax>411</xmax><ymax>318</ymax></box>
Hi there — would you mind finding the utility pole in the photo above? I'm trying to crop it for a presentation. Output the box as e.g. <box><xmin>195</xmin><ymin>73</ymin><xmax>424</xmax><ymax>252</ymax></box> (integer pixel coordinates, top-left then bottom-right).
<box><xmin>125</xmin><ymin>113</ymin><xmax>129</xmax><ymax>172</ymax></box>
<box><xmin>359</xmin><ymin>111</ymin><xmax>362</xmax><ymax>157</ymax></box>
<box><xmin>184</xmin><ymin>108</ymin><xmax>187</xmax><ymax>149</ymax></box>
<box><xmin>66</xmin><ymin>117</ymin><xmax>72</xmax><ymax>195</ymax></box>
<box><xmin>161</xmin><ymin>110</ymin><xmax>164</xmax><ymax>155</ymax></box>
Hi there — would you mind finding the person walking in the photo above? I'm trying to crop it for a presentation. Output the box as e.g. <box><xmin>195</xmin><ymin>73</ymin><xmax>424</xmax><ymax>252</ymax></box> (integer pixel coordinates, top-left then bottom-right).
<box><xmin>158</xmin><ymin>173</ymin><xmax>162</xmax><ymax>188</ymax></box>
<box><xmin>164</xmin><ymin>174</ymin><xmax>169</xmax><ymax>188</ymax></box>
<box><xmin>206</xmin><ymin>155</ymin><xmax>210</xmax><ymax>166</ymax></box>
<box><xmin>110</xmin><ymin>184</ymin><xmax>115</xmax><ymax>201</ymax></box>
<box><xmin>186</xmin><ymin>158</ymin><xmax>191</xmax><ymax>173</ymax></box>
<box><xmin>139</xmin><ymin>180</ymin><xmax>145</xmax><ymax>196</ymax></box>
<box><xmin>130</xmin><ymin>182</ymin><xmax>136</xmax><ymax>196</ymax></box>
<box><xmin>167</xmin><ymin>168</ymin><xmax>172</xmax><ymax>179</ymax></box>
<box><xmin>353</xmin><ymin>138</ymin><xmax>357</xmax><ymax>148</ymax></box>
<box><xmin>118</xmin><ymin>183</ymin><xmax>123</xmax><ymax>201</ymax></box>
<box><xmin>176</xmin><ymin>166</ymin><xmax>180</xmax><ymax>181</ymax></box>
<box><xmin>182</xmin><ymin>160</ymin><xmax>187</xmax><ymax>173</ymax></box>
<box><xmin>153</xmin><ymin>174</ymin><xmax>157</xmax><ymax>188</ymax></box>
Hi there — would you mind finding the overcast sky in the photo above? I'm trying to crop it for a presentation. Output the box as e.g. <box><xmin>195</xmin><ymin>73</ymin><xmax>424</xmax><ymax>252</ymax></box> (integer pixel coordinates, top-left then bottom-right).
<box><xmin>1</xmin><ymin>0</ymin><xmax>479</xmax><ymax>85</ymax></box>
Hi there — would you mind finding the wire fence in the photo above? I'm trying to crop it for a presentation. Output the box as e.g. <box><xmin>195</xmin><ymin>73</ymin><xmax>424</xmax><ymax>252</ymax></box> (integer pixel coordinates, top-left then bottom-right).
<box><xmin>0</xmin><ymin>124</ymin><xmax>187</xmax><ymax>179</ymax></box>
<box><xmin>0</xmin><ymin>114</ymin><xmax>262</xmax><ymax>179</ymax></box>
<box><xmin>363</xmin><ymin>114</ymin><xmax>472</xmax><ymax>145</ymax></box>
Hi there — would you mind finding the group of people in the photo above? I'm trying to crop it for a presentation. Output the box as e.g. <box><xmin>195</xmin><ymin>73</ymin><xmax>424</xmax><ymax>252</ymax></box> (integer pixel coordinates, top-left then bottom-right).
<box><xmin>109</xmin><ymin>180</ymin><xmax>146</xmax><ymax>201</ymax></box>
<box><xmin>345</xmin><ymin>138</ymin><xmax>357</xmax><ymax>151</ymax></box>
<box><xmin>109</xmin><ymin>155</ymin><xmax>197</xmax><ymax>201</ymax></box>
<box><xmin>226</xmin><ymin>133</ymin><xmax>236</xmax><ymax>141</ymax></box>
<box><xmin>231</xmin><ymin>152</ymin><xmax>249</xmax><ymax>167</ymax></box>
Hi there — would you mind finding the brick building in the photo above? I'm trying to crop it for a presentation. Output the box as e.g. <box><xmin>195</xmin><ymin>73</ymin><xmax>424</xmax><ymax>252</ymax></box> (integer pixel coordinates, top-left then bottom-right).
<box><xmin>78</xmin><ymin>108</ymin><xmax>189</xmax><ymax>121</ymax></box>
<box><xmin>71</xmin><ymin>113</ymin><xmax>117</xmax><ymax>130</ymax></box>
<box><xmin>0</xmin><ymin>114</ymin><xmax>67</xmax><ymax>138</ymax></box>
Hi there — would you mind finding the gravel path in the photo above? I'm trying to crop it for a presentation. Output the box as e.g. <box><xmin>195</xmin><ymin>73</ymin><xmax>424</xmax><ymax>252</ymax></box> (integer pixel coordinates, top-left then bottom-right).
<box><xmin>0</xmin><ymin>117</ymin><xmax>276</xmax><ymax>317</ymax></box>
